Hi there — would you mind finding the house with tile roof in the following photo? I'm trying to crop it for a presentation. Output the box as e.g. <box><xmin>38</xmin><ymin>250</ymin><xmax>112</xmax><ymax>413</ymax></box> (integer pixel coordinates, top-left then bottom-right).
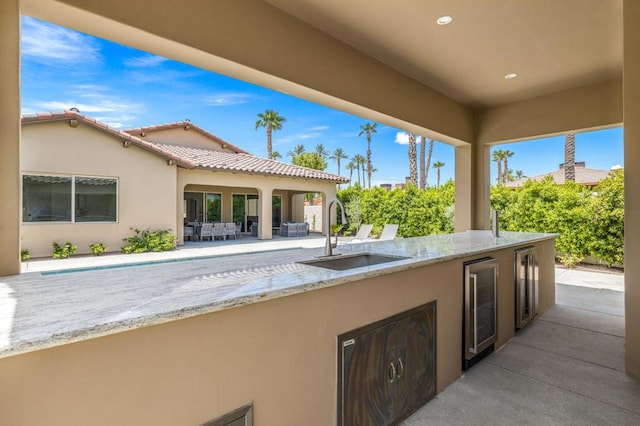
<box><xmin>505</xmin><ymin>162</ymin><xmax>612</xmax><ymax>189</ymax></box>
<box><xmin>20</xmin><ymin>110</ymin><xmax>347</xmax><ymax>257</ymax></box>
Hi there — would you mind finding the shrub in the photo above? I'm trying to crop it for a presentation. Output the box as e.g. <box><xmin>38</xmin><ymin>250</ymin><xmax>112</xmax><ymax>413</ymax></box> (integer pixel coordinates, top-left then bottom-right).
<box><xmin>52</xmin><ymin>241</ymin><xmax>77</xmax><ymax>259</ymax></box>
<box><xmin>89</xmin><ymin>242</ymin><xmax>109</xmax><ymax>256</ymax></box>
<box><xmin>21</xmin><ymin>249</ymin><xmax>30</xmax><ymax>262</ymax></box>
<box><xmin>121</xmin><ymin>228</ymin><xmax>176</xmax><ymax>254</ymax></box>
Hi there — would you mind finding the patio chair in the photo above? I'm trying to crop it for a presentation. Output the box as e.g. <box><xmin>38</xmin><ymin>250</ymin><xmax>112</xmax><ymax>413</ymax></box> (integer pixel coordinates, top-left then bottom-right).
<box><xmin>200</xmin><ymin>223</ymin><xmax>214</xmax><ymax>241</ymax></box>
<box><xmin>378</xmin><ymin>224</ymin><xmax>399</xmax><ymax>241</ymax></box>
<box><xmin>342</xmin><ymin>224</ymin><xmax>373</xmax><ymax>244</ymax></box>
<box><xmin>223</xmin><ymin>222</ymin><xmax>237</xmax><ymax>240</ymax></box>
<box><xmin>183</xmin><ymin>226</ymin><xmax>195</xmax><ymax>242</ymax></box>
<box><xmin>213</xmin><ymin>222</ymin><xmax>225</xmax><ymax>240</ymax></box>
<box><xmin>235</xmin><ymin>222</ymin><xmax>242</xmax><ymax>239</ymax></box>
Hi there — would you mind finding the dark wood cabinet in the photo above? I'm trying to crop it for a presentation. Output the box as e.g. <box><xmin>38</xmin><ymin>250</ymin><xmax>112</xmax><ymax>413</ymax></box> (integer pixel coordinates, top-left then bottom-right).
<box><xmin>337</xmin><ymin>301</ymin><xmax>436</xmax><ymax>426</ymax></box>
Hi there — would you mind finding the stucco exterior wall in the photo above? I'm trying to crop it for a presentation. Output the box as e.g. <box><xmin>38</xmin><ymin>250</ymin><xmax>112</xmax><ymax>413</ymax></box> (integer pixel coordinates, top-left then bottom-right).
<box><xmin>21</xmin><ymin>121</ymin><xmax>177</xmax><ymax>257</ymax></box>
<box><xmin>138</xmin><ymin>126</ymin><xmax>236</xmax><ymax>152</ymax></box>
<box><xmin>0</xmin><ymin>240</ymin><xmax>555</xmax><ymax>425</ymax></box>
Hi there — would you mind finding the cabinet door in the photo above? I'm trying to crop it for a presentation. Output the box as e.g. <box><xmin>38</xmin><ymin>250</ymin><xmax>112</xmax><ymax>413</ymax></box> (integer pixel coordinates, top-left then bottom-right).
<box><xmin>340</xmin><ymin>322</ymin><xmax>394</xmax><ymax>425</ymax></box>
<box><xmin>391</xmin><ymin>308</ymin><xmax>436</xmax><ymax>420</ymax></box>
<box><xmin>338</xmin><ymin>302</ymin><xmax>436</xmax><ymax>426</ymax></box>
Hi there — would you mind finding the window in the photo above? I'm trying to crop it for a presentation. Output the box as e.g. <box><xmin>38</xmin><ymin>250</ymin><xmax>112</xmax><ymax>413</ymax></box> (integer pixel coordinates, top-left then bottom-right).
<box><xmin>75</xmin><ymin>177</ymin><xmax>117</xmax><ymax>222</ymax></box>
<box><xmin>22</xmin><ymin>174</ymin><xmax>118</xmax><ymax>223</ymax></box>
<box><xmin>206</xmin><ymin>193</ymin><xmax>222</xmax><ymax>222</ymax></box>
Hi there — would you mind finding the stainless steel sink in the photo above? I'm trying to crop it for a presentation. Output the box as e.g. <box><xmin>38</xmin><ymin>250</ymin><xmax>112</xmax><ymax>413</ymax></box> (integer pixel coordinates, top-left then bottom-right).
<box><xmin>297</xmin><ymin>252</ymin><xmax>409</xmax><ymax>271</ymax></box>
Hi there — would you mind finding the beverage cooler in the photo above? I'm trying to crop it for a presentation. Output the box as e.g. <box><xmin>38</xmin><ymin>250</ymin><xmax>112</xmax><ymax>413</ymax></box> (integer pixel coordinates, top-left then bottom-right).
<box><xmin>514</xmin><ymin>246</ymin><xmax>539</xmax><ymax>330</ymax></box>
<box><xmin>463</xmin><ymin>258</ymin><xmax>498</xmax><ymax>370</ymax></box>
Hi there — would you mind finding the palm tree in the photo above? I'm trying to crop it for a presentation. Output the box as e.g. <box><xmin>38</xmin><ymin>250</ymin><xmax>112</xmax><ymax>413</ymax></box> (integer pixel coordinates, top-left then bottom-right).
<box><xmin>271</xmin><ymin>151</ymin><xmax>282</xmax><ymax>160</ymax></box>
<box><xmin>564</xmin><ymin>133</ymin><xmax>576</xmax><ymax>182</ymax></box>
<box><xmin>346</xmin><ymin>161</ymin><xmax>356</xmax><ymax>186</ymax></box>
<box><xmin>255</xmin><ymin>110</ymin><xmax>286</xmax><ymax>159</ymax></box>
<box><xmin>492</xmin><ymin>150</ymin><xmax>505</xmax><ymax>183</ymax></box>
<box><xmin>433</xmin><ymin>161</ymin><xmax>445</xmax><ymax>187</ymax></box>
<box><xmin>515</xmin><ymin>170</ymin><xmax>526</xmax><ymax>180</ymax></box>
<box><xmin>353</xmin><ymin>154</ymin><xmax>366</xmax><ymax>186</ymax></box>
<box><xmin>419</xmin><ymin>136</ymin><xmax>426</xmax><ymax>189</ymax></box>
<box><xmin>287</xmin><ymin>144</ymin><xmax>305</xmax><ymax>159</ymax></box>
<box><xmin>502</xmin><ymin>150</ymin><xmax>514</xmax><ymax>183</ymax></box>
<box><xmin>315</xmin><ymin>144</ymin><xmax>329</xmax><ymax>160</ymax></box>
<box><xmin>425</xmin><ymin>137</ymin><xmax>434</xmax><ymax>188</ymax></box>
<box><xmin>358</xmin><ymin>122</ymin><xmax>378</xmax><ymax>189</ymax></box>
<box><xmin>330</xmin><ymin>148</ymin><xmax>348</xmax><ymax>176</ymax></box>
<box><xmin>408</xmin><ymin>133</ymin><xmax>418</xmax><ymax>186</ymax></box>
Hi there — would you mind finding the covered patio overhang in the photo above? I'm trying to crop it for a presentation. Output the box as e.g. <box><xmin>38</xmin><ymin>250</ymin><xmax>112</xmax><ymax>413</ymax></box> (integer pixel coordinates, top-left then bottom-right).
<box><xmin>177</xmin><ymin>168</ymin><xmax>340</xmax><ymax>241</ymax></box>
<box><xmin>1</xmin><ymin>0</ymin><xmax>637</xmax><ymax>376</ymax></box>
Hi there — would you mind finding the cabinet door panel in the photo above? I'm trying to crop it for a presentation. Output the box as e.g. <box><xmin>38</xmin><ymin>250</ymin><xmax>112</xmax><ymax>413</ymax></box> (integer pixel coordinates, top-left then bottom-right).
<box><xmin>341</xmin><ymin>324</ymin><xmax>394</xmax><ymax>425</ymax></box>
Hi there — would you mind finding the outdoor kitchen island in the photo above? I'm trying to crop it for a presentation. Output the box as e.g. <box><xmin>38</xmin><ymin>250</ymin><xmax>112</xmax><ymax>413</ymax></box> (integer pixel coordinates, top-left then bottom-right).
<box><xmin>0</xmin><ymin>231</ymin><xmax>556</xmax><ymax>425</ymax></box>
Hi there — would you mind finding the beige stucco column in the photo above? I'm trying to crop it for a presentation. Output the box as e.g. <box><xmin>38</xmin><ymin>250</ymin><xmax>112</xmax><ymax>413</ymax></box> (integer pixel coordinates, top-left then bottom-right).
<box><xmin>258</xmin><ymin>187</ymin><xmax>273</xmax><ymax>240</ymax></box>
<box><xmin>454</xmin><ymin>141</ymin><xmax>490</xmax><ymax>232</ymax></box>
<box><xmin>0</xmin><ymin>0</ymin><xmax>20</xmax><ymax>276</ymax></box>
<box><xmin>623</xmin><ymin>0</ymin><xmax>640</xmax><ymax>378</ymax></box>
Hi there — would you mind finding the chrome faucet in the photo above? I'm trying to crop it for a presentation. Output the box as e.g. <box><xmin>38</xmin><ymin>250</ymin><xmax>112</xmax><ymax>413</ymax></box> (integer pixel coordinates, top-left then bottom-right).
<box><xmin>323</xmin><ymin>197</ymin><xmax>348</xmax><ymax>257</ymax></box>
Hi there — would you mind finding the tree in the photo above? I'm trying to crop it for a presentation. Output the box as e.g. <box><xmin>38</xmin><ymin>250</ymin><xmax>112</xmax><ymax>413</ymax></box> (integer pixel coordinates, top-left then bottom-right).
<box><xmin>346</xmin><ymin>161</ymin><xmax>356</xmax><ymax>186</ymax></box>
<box><xmin>292</xmin><ymin>152</ymin><xmax>327</xmax><ymax>170</ymax></box>
<box><xmin>564</xmin><ymin>133</ymin><xmax>576</xmax><ymax>182</ymax></box>
<box><xmin>330</xmin><ymin>148</ymin><xmax>348</xmax><ymax>178</ymax></box>
<box><xmin>271</xmin><ymin>151</ymin><xmax>282</xmax><ymax>160</ymax></box>
<box><xmin>433</xmin><ymin>161</ymin><xmax>445</xmax><ymax>187</ymax></box>
<box><xmin>352</xmin><ymin>154</ymin><xmax>366</xmax><ymax>186</ymax></box>
<box><xmin>255</xmin><ymin>110</ymin><xmax>286</xmax><ymax>159</ymax></box>
<box><xmin>408</xmin><ymin>132</ymin><xmax>418</xmax><ymax>186</ymax></box>
<box><xmin>358</xmin><ymin>122</ymin><xmax>378</xmax><ymax>189</ymax></box>
<box><xmin>425</xmin><ymin>137</ymin><xmax>434</xmax><ymax>188</ymax></box>
<box><xmin>492</xmin><ymin>150</ymin><xmax>505</xmax><ymax>183</ymax></box>
<box><xmin>419</xmin><ymin>136</ymin><xmax>426</xmax><ymax>189</ymax></box>
<box><xmin>315</xmin><ymin>144</ymin><xmax>329</xmax><ymax>160</ymax></box>
<box><xmin>515</xmin><ymin>170</ymin><xmax>526</xmax><ymax>179</ymax></box>
<box><xmin>287</xmin><ymin>144</ymin><xmax>305</xmax><ymax>159</ymax></box>
<box><xmin>502</xmin><ymin>150</ymin><xmax>514</xmax><ymax>183</ymax></box>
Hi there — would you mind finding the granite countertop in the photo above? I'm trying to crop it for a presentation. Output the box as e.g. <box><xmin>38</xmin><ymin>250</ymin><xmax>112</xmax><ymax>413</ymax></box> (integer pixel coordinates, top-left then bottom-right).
<box><xmin>0</xmin><ymin>231</ymin><xmax>555</xmax><ymax>359</ymax></box>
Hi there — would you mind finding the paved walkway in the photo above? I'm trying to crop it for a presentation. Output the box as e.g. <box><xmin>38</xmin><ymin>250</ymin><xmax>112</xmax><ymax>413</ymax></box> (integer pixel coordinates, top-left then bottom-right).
<box><xmin>404</xmin><ymin>269</ymin><xmax>635</xmax><ymax>425</ymax></box>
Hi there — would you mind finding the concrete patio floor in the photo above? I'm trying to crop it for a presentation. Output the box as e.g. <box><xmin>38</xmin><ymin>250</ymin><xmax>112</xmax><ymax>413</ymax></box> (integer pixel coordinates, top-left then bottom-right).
<box><xmin>404</xmin><ymin>267</ymin><xmax>638</xmax><ymax>425</ymax></box>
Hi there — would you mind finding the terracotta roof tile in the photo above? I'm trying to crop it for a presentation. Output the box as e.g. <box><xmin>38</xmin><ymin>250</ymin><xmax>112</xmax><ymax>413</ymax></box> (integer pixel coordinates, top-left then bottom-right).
<box><xmin>153</xmin><ymin>143</ymin><xmax>349</xmax><ymax>182</ymax></box>
<box><xmin>506</xmin><ymin>165</ymin><xmax>611</xmax><ymax>188</ymax></box>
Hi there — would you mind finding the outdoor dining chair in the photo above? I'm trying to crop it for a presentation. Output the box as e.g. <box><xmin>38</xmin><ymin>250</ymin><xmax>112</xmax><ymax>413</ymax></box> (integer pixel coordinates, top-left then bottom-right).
<box><xmin>183</xmin><ymin>226</ymin><xmax>195</xmax><ymax>241</ymax></box>
<box><xmin>223</xmin><ymin>223</ymin><xmax>237</xmax><ymax>240</ymax></box>
<box><xmin>200</xmin><ymin>223</ymin><xmax>214</xmax><ymax>241</ymax></box>
<box><xmin>213</xmin><ymin>222</ymin><xmax>225</xmax><ymax>240</ymax></box>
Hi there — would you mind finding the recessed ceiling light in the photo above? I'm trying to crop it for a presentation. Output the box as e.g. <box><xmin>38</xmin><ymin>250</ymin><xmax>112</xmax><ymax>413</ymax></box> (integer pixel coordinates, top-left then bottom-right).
<box><xmin>504</xmin><ymin>73</ymin><xmax>518</xmax><ymax>79</ymax></box>
<box><xmin>437</xmin><ymin>15</ymin><xmax>453</xmax><ymax>25</ymax></box>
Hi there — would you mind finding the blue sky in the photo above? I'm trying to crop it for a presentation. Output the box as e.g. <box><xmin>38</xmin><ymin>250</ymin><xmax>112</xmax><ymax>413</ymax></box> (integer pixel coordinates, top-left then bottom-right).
<box><xmin>21</xmin><ymin>16</ymin><xmax>623</xmax><ymax>186</ymax></box>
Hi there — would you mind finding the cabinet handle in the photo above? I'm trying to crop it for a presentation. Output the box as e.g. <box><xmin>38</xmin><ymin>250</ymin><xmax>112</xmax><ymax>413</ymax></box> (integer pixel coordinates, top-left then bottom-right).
<box><xmin>388</xmin><ymin>362</ymin><xmax>396</xmax><ymax>383</ymax></box>
<box><xmin>396</xmin><ymin>358</ymin><xmax>404</xmax><ymax>378</ymax></box>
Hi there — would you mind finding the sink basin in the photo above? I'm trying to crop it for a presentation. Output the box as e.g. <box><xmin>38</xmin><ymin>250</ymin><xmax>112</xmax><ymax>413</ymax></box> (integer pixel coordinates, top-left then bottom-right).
<box><xmin>298</xmin><ymin>252</ymin><xmax>409</xmax><ymax>271</ymax></box>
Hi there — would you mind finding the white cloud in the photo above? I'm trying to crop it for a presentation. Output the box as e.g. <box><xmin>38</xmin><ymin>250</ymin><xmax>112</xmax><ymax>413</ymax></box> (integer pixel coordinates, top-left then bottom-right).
<box><xmin>277</xmin><ymin>132</ymin><xmax>322</xmax><ymax>144</ymax></box>
<box><xmin>202</xmin><ymin>92</ymin><xmax>255</xmax><ymax>107</ymax></box>
<box><xmin>123</xmin><ymin>55</ymin><xmax>168</xmax><ymax>68</ymax></box>
<box><xmin>611</xmin><ymin>164</ymin><xmax>622</xmax><ymax>170</ymax></box>
<box><xmin>310</xmin><ymin>125</ymin><xmax>330</xmax><ymax>131</ymax></box>
<box><xmin>395</xmin><ymin>131</ymin><xmax>410</xmax><ymax>145</ymax></box>
<box><xmin>21</xmin><ymin>16</ymin><xmax>101</xmax><ymax>64</ymax></box>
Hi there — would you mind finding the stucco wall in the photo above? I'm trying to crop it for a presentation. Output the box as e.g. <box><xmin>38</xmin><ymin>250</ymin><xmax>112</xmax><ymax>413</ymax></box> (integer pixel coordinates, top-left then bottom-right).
<box><xmin>20</xmin><ymin>121</ymin><xmax>177</xmax><ymax>257</ymax></box>
<box><xmin>0</xmin><ymin>240</ymin><xmax>554</xmax><ymax>425</ymax></box>
<box><xmin>138</xmin><ymin>126</ymin><xmax>236</xmax><ymax>152</ymax></box>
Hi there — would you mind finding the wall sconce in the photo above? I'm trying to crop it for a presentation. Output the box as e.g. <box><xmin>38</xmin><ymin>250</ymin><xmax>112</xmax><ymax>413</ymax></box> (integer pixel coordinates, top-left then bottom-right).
<box><xmin>140</xmin><ymin>131</ymin><xmax>146</xmax><ymax>137</ymax></box>
<box><xmin>123</xmin><ymin>140</ymin><xmax>131</xmax><ymax>148</ymax></box>
<box><xmin>69</xmin><ymin>119</ymin><xmax>78</xmax><ymax>128</ymax></box>
<box><xmin>221</xmin><ymin>144</ymin><xmax>227</xmax><ymax>149</ymax></box>
<box><xmin>167</xmin><ymin>159</ymin><xmax>177</xmax><ymax>166</ymax></box>
<box><xmin>184</xmin><ymin>118</ymin><xmax>191</xmax><ymax>130</ymax></box>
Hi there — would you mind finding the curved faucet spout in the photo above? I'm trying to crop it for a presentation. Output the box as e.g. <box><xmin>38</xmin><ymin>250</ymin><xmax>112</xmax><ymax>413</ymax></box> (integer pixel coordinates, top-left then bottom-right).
<box><xmin>324</xmin><ymin>198</ymin><xmax>348</xmax><ymax>257</ymax></box>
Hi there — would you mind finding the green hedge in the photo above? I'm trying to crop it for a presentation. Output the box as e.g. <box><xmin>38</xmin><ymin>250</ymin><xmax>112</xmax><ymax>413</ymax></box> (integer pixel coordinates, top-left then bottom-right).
<box><xmin>338</xmin><ymin>170</ymin><xmax>624</xmax><ymax>268</ymax></box>
<box><xmin>491</xmin><ymin>169</ymin><xmax>624</xmax><ymax>267</ymax></box>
